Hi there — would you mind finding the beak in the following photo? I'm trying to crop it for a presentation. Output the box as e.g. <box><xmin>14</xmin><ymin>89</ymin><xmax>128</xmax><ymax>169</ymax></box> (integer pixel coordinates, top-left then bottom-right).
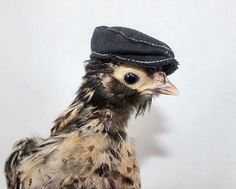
<box><xmin>141</xmin><ymin>74</ymin><xmax>179</xmax><ymax>96</ymax></box>
<box><xmin>156</xmin><ymin>77</ymin><xmax>179</xmax><ymax>95</ymax></box>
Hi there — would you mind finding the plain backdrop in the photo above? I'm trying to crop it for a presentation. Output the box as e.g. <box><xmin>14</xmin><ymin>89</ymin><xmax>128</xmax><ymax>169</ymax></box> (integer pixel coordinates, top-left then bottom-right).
<box><xmin>0</xmin><ymin>0</ymin><xmax>236</xmax><ymax>188</ymax></box>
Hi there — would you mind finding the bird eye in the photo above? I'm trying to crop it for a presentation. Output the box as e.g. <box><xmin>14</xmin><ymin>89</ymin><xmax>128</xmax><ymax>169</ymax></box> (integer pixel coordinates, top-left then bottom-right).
<box><xmin>124</xmin><ymin>72</ymin><xmax>140</xmax><ymax>85</ymax></box>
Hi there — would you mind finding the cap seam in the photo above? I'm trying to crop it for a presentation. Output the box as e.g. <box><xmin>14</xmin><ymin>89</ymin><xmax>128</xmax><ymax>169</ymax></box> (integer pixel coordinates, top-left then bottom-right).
<box><xmin>91</xmin><ymin>51</ymin><xmax>174</xmax><ymax>64</ymax></box>
<box><xmin>115</xmin><ymin>55</ymin><xmax>173</xmax><ymax>64</ymax></box>
<box><xmin>106</xmin><ymin>27</ymin><xmax>173</xmax><ymax>56</ymax></box>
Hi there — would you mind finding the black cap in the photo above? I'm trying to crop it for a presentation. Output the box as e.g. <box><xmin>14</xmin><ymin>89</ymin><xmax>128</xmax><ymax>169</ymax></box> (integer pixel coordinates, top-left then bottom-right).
<box><xmin>90</xmin><ymin>26</ymin><xmax>178</xmax><ymax>75</ymax></box>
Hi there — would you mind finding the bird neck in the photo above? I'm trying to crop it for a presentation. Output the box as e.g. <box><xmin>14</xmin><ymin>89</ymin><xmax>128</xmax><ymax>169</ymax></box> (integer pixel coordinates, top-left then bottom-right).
<box><xmin>51</xmin><ymin>98</ymin><xmax>133</xmax><ymax>142</ymax></box>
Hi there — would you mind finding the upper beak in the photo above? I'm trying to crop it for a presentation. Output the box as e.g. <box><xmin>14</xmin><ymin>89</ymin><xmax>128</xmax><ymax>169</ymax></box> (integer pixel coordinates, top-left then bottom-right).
<box><xmin>155</xmin><ymin>77</ymin><xmax>179</xmax><ymax>95</ymax></box>
<box><xmin>142</xmin><ymin>76</ymin><xmax>179</xmax><ymax>96</ymax></box>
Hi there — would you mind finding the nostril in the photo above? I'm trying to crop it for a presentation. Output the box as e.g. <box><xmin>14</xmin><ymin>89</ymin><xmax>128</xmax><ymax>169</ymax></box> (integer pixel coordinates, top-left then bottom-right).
<box><xmin>157</xmin><ymin>72</ymin><xmax>167</xmax><ymax>83</ymax></box>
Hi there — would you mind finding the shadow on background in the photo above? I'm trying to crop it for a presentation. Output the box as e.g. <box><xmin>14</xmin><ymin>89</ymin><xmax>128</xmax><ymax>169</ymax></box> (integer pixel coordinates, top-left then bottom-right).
<box><xmin>128</xmin><ymin>107</ymin><xmax>169</xmax><ymax>162</ymax></box>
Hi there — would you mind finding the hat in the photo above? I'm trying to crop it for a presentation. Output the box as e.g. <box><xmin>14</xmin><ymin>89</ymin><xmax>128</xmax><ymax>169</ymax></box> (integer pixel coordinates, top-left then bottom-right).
<box><xmin>90</xmin><ymin>26</ymin><xmax>178</xmax><ymax>75</ymax></box>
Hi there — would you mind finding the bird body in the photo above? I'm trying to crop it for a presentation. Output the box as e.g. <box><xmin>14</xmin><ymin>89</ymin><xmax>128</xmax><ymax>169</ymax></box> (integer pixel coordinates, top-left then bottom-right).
<box><xmin>6</xmin><ymin>125</ymin><xmax>140</xmax><ymax>189</ymax></box>
<box><xmin>5</xmin><ymin>26</ymin><xmax>178</xmax><ymax>189</ymax></box>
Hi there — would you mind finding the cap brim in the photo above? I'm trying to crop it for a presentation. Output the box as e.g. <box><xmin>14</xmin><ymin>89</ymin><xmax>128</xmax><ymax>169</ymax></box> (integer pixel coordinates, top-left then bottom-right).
<box><xmin>90</xmin><ymin>53</ymin><xmax>179</xmax><ymax>75</ymax></box>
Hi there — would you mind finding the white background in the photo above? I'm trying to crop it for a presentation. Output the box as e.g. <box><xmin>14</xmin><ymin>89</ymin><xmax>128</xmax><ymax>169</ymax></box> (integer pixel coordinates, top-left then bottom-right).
<box><xmin>0</xmin><ymin>0</ymin><xmax>236</xmax><ymax>188</ymax></box>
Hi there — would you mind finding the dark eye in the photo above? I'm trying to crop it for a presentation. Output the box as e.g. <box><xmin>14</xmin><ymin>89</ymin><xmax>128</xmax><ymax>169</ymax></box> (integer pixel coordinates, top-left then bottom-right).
<box><xmin>124</xmin><ymin>72</ymin><xmax>140</xmax><ymax>84</ymax></box>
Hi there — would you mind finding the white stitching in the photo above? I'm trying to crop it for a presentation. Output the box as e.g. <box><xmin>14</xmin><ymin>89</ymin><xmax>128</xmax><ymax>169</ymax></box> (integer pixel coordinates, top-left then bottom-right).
<box><xmin>107</xmin><ymin>28</ymin><xmax>173</xmax><ymax>53</ymax></box>
<box><xmin>115</xmin><ymin>55</ymin><xmax>173</xmax><ymax>64</ymax></box>
<box><xmin>91</xmin><ymin>51</ymin><xmax>174</xmax><ymax>64</ymax></box>
<box><xmin>91</xmin><ymin>52</ymin><xmax>110</xmax><ymax>56</ymax></box>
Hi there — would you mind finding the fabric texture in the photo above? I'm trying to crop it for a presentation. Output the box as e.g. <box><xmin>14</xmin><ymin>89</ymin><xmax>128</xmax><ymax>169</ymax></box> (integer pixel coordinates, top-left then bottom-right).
<box><xmin>90</xmin><ymin>26</ymin><xmax>179</xmax><ymax>75</ymax></box>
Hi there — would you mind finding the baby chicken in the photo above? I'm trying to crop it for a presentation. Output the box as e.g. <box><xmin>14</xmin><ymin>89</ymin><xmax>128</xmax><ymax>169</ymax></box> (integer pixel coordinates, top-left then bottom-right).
<box><xmin>5</xmin><ymin>26</ymin><xmax>178</xmax><ymax>189</ymax></box>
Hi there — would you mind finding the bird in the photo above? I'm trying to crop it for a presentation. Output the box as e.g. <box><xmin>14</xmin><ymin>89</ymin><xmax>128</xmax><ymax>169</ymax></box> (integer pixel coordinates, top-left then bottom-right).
<box><xmin>5</xmin><ymin>26</ymin><xmax>179</xmax><ymax>189</ymax></box>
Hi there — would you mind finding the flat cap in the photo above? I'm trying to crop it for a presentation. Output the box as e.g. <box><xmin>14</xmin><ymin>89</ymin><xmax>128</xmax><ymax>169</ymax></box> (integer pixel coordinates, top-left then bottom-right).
<box><xmin>90</xmin><ymin>26</ymin><xmax>178</xmax><ymax>75</ymax></box>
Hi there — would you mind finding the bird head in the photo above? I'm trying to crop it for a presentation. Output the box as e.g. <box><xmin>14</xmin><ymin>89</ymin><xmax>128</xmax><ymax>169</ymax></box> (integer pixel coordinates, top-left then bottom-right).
<box><xmin>52</xmin><ymin>60</ymin><xmax>178</xmax><ymax>134</ymax></box>
<box><xmin>79</xmin><ymin>60</ymin><xmax>178</xmax><ymax>116</ymax></box>
<box><xmin>112</xmin><ymin>63</ymin><xmax>178</xmax><ymax>96</ymax></box>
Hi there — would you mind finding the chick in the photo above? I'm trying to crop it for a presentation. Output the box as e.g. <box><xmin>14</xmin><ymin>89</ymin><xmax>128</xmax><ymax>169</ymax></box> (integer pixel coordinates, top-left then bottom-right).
<box><xmin>5</xmin><ymin>60</ymin><xmax>178</xmax><ymax>189</ymax></box>
<box><xmin>5</xmin><ymin>26</ymin><xmax>179</xmax><ymax>189</ymax></box>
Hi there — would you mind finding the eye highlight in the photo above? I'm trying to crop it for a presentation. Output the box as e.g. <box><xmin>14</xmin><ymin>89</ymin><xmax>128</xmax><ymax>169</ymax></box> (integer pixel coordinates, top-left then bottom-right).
<box><xmin>124</xmin><ymin>72</ymin><xmax>140</xmax><ymax>85</ymax></box>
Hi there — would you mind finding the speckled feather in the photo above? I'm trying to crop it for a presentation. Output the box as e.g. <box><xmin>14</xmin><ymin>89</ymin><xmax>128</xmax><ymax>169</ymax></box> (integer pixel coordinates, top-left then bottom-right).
<box><xmin>5</xmin><ymin>60</ymin><xmax>161</xmax><ymax>189</ymax></box>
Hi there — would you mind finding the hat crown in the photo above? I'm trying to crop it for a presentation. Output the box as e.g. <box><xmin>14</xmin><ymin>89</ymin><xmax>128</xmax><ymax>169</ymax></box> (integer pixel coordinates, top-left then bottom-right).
<box><xmin>90</xmin><ymin>26</ymin><xmax>178</xmax><ymax>75</ymax></box>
